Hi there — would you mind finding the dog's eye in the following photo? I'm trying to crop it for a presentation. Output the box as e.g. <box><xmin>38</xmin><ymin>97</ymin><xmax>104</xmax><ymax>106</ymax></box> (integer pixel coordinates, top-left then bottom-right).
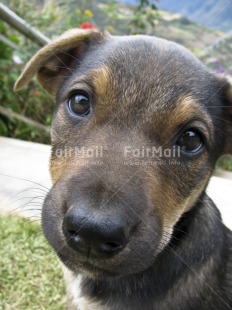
<box><xmin>68</xmin><ymin>92</ymin><xmax>90</xmax><ymax>116</ymax></box>
<box><xmin>176</xmin><ymin>130</ymin><xmax>202</xmax><ymax>153</ymax></box>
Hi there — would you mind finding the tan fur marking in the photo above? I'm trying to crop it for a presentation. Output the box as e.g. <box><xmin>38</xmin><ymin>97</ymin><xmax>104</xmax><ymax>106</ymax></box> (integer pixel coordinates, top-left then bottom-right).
<box><xmin>171</xmin><ymin>96</ymin><xmax>212</xmax><ymax>132</ymax></box>
<box><xmin>144</xmin><ymin>97</ymin><xmax>214</xmax><ymax>250</ymax></box>
<box><xmin>50</xmin><ymin>156</ymin><xmax>93</xmax><ymax>184</ymax></box>
<box><xmin>146</xmin><ymin>167</ymin><xmax>212</xmax><ymax>251</ymax></box>
<box><xmin>92</xmin><ymin>67</ymin><xmax>111</xmax><ymax>97</ymax></box>
<box><xmin>152</xmin><ymin>96</ymin><xmax>213</xmax><ymax>146</ymax></box>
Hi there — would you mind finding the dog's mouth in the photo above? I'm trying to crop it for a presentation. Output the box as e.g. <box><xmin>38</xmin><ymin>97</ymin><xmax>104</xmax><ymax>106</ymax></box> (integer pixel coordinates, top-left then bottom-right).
<box><xmin>52</xmin><ymin>229</ymin><xmax>162</xmax><ymax>279</ymax></box>
<box><xmin>81</xmin><ymin>261</ymin><xmax>120</xmax><ymax>278</ymax></box>
<box><xmin>57</xmin><ymin>252</ymin><xmax>124</xmax><ymax>279</ymax></box>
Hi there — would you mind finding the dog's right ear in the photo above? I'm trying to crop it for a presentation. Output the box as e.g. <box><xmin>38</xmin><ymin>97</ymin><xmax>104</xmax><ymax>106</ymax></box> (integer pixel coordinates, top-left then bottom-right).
<box><xmin>14</xmin><ymin>29</ymin><xmax>109</xmax><ymax>96</ymax></box>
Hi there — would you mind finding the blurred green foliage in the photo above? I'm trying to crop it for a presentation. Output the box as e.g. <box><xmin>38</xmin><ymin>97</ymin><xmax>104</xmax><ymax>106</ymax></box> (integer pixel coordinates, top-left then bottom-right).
<box><xmin>0</xmin><ymin>0</ymin><xmax>57</xmax><ymax>143</ymax></box>
<box><xmin>217</xmin><ymin>155</ymin><xmax>232</xmax><ymax>171</ymax></box>
<box><xmin>130</xmin><ymin>0</ymin><xmax>159</xmax><ymax>34</ymax></box>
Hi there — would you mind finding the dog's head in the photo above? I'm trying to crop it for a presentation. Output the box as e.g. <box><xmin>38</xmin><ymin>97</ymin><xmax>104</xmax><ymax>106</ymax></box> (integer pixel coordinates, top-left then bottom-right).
<box><xmin>15</xmin><ymin>29</ymin><xmax>232</xmax><ymax>279</ymax></box>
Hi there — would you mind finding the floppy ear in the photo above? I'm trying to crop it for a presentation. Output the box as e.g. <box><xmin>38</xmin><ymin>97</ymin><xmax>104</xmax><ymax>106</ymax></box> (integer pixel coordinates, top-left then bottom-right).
<box><xmin>14</xmin><ymin>29</ymin><xmax>108</xmax><ymax>96</ymax></box>
<box><xmin>221</xmin><ymin>76</ymin><xmax>232</xmax><ymax>154</ymax></box>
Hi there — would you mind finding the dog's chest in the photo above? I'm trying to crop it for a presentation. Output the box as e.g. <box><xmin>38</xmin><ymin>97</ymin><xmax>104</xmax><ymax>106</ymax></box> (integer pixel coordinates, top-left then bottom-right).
<box><xmin>63</xmin><ymin>270</ymin><xmax>109</xmax><ymax>310</ymax></box>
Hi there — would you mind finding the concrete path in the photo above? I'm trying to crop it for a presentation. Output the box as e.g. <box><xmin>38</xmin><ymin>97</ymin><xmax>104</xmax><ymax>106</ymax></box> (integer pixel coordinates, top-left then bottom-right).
<box><xmin>0</xmin><ymin>137</ymin><xmax>231</xmax><ymax>229</ymax></box>
<box><xmin>0</xmin><ymin>137</ymin><xmax>51</xmax><ymax>219</ymax></box>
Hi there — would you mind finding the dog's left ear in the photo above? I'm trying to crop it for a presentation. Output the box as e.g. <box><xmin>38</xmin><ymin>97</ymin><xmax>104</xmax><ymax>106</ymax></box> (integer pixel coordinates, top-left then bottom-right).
<box><xmin>14</xmin><ymin>29</ymin><xmax>109</xmax><ymax>96</ymax></box>
<box><xmin>220</xmin><ymin>76</ymin><xmax>232</xmax><ymax>154</ymax></box>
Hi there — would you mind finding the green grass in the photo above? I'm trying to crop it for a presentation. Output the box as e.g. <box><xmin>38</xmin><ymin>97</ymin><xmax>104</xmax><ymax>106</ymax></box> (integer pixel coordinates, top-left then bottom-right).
<box><xmin>0</xmin><ymin>216</ymin><xmax>65</xmax><ymax>310</ymax></box>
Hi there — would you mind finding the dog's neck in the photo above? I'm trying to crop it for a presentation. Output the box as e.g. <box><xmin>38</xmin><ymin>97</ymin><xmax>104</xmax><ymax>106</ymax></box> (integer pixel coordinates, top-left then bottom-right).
<box><xmin>75</xmin><ymin>194</ymin><xmax>226</xmax><ymax>310</ymax></box>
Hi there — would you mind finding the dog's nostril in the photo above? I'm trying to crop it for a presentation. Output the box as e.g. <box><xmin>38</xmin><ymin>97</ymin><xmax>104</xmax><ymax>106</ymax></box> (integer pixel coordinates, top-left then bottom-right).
<box><xmin>100</xmin><ymin>242</ymin><xmax>123</xmax><ymax>253</ymax></box>
<box><xmin>106</xmin><ymin>242</ymin><xmax>120</xmax><ymax>248</ymax></box>
<box><xmin>68</xmin><ymin>230</ymin><xmax>79</xmax><ymax>238</ymax></box>
<box><xmin>67</xmin><ymin>230</ymin><xmax>82</xmax><ymax>243</ymax></box>
<box><xmin>69</xmin><ymin>230</ymin><xmax>79</xmax><ymax>236</ymax></box>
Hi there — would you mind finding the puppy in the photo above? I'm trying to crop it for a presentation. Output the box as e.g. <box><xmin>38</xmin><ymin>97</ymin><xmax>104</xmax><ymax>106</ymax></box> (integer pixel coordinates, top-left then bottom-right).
<box><xmin>15</xmin><ymin>29</ymin><xmax>232</xmax><ymax>310</ymax></box>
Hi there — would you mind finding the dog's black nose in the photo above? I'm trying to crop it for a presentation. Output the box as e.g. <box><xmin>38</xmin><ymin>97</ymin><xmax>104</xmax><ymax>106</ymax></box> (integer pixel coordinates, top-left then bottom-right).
<box><xmin>63</xmin><ymin>205</ymin><xmax>130</xmax><ymax>258</ymax></box>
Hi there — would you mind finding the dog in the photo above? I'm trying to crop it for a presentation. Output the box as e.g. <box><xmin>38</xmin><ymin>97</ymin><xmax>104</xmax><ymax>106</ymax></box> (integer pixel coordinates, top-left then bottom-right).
<box><xmin>14</xmin><ymin>29</ymin><xmax>232</xmax><ymax>309</ymax></box>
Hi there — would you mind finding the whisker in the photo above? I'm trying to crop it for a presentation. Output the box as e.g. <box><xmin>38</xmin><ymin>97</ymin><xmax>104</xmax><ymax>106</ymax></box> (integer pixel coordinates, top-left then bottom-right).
<box><xmin>11</xmin><ymin>195</ymin><xmax>45</xmax><ymax>204</ymax></box>
<box><xmin>0</xmin><ymin>174</ymin><xmax>50</xmax><ymax>191</ymax></box>
<box><xmin>7</xmin><ymin>187</ymin><xmax>48</xmax><ymax>204</ymax></box>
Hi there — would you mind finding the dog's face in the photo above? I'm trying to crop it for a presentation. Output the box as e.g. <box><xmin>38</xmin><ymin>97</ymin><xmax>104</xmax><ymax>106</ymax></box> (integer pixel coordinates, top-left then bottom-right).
<box><xmin>15</xmin><ymin>29</ymin><xmax>232</xmax><ymax>279</ymax></box>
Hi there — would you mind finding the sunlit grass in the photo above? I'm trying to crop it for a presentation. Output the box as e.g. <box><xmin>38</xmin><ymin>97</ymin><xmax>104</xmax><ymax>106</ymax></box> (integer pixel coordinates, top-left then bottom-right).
<box><xmin>0</xmin><ymin>216</ymin><xmax>65</xmax><ymax>309</ymax></box>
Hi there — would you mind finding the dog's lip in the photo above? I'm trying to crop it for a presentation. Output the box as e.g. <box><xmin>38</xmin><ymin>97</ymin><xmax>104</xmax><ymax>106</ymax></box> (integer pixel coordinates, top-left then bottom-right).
<box><xmin>57</xmin><ymin>251</ymin><xmax>121</xmax><ymax>275</ymax></box>
<box><xmin>81</xmin><ymin>261</ymin><xmax>120</xmax><ymax>277</ymax></box>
